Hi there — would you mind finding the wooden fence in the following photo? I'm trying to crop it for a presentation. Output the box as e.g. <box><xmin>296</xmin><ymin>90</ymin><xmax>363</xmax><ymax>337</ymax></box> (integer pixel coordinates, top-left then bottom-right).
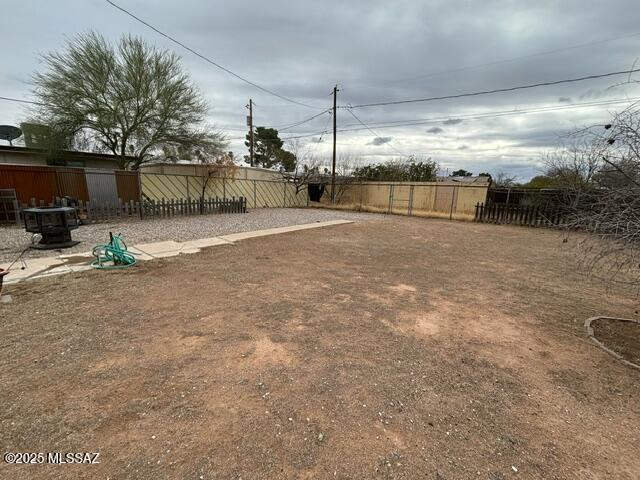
<box><xmin>143</xmin><ymin>197</ymin><xmax>246</xmax><ymax>217</ymax></box>
<box><xmin>10</xmin><ymin>196</ymin><xmax>246</xmax><ymax>224</ymax></box>
<box><xmin>474</xmin><ymin>202</ymin><xmax>566</xmax><ymax>227</ymax></box>
<box><xmin>323</xmin><ymin>181</ymin><xmax>489</xmax><ymax>220</ymax></box>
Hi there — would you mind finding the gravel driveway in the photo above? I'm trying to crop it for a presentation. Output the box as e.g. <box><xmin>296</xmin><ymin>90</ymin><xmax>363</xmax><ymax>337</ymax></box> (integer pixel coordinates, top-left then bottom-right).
<box><xmin>0</xmin><ymin>208</ymin><xmax>381</xmax><ymax>263</ymax></box>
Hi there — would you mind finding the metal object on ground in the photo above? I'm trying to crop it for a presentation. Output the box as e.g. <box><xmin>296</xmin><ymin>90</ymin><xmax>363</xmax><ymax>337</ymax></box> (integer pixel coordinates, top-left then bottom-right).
<box><xmin>23</xmin><ymin>206</ymin><xmax>80</xmax><ymax>249</ymax></box>
<box><xmin>91</xmin><ymin>232</ymin><xmax>137</xmax><ymax>270</ymax></box>
<box><xmin>0</xmin><ymin>268</ymin><xmax>8</xmax><ymax>295</ymax></box>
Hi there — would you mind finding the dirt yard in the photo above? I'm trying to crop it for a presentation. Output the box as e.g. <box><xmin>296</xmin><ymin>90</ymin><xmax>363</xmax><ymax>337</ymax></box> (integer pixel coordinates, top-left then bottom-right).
<box><xmin>1</xmin><ymin>216</ymin><xmax>639</xmax><ymax>479</ymax></box>
<box><xmin>592</xmin><ymin>319</ymin><xmax>640</xmax><ymax>366</ymax></box>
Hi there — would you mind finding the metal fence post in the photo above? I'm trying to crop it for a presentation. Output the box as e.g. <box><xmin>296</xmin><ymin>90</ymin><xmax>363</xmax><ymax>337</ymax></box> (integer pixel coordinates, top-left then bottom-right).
<box><xmin>283</xmin><ymin>182</ymin><xmax>287</xmax><ymax>208</ymax></box>
<box><xmin>387</xmin><ymin>184</ymin><xmax>394</xmax><ymax>214</ymax></box>
<box><xmin>137</xmin><ymin>171</ymin><xmax>143</xmax><ymax>219</ymax></box>
<box><xmin>253</xmin><ymin>180</ymin><xmax>257</xmax><ymax>208</ymax></box>
<box><xmin>449</xmin><ymin>185</ymin><xmax>456</xmax><ymax>220</ymax></box>
<box><xmin>408</xmin><ymin>185</ymin><xmax>414</xmax><ymax>216</ymax></box>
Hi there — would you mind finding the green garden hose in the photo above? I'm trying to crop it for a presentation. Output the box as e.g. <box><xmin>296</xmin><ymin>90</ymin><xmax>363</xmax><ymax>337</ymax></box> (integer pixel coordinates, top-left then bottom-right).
<box><xmin>91</xmin><ymin>233</ymin><xmax>137</xmax><ymax>270</ymax></box>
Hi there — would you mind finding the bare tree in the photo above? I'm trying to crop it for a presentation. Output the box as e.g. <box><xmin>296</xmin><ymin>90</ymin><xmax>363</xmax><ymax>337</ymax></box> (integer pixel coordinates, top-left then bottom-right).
<box><xmin>553</xmin><ymin>100</ymin><xmax>640</xmax><ymax>286</ymax></box>
<box><xmin>490</xmin><ymin>170</ymin><xmax>518</xmax><ymax>188</ymax></box>
<box><xmin>332</xmin><ymin>154</ymin><xmax>362</xmax><ymax>203</ymax></box>
<box><xmin>543</xmin><ymin>140</ymin><xmax>604</xmax><ymax>189</ymax></box>
<box><xmin>31</xmin><ymin>31</ymin><xmax>227</xmax><ymax>170</ymax></box>
<box><xmin>280</xmin><ymin>157</ymin><xmax>323</xmax><ymax>194</ymax></box>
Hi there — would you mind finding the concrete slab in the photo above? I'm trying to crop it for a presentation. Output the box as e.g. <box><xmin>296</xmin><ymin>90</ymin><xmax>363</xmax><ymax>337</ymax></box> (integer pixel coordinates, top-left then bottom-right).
<box><xmin>38</xmin><ymin>265</ymin><xmax>73</xmax><ymax>276</ymax></box>
<box><xmin>180</xmin><ymin>248</ymin><xmax>202</xmax><ymax>255</ymax></box>
<box><xmin>1</xmin><ymin>256</ymin><xmax>65</xmax><ymax>284</ymax></box>
<box><xmin>69</xmin><ymin>265</ymin><xmax>93</xmax><ymax>273</ymax></box>
<box><xmin>126</xmin><ymin>247</ymin><xmax>154</xmax><ymax>261</ymax></box>
<box><xmin>134</xmin><ymin>240</ymin><xmax>184</xmax><ymax>256</ymax></box>
<box><xmin>2</xmin><ymin>218</ymin><xmax>355</xmax><ymax>286</ymax></box>
<box><xmin>151</xmin><ymin>251</ymin><xmax>184</xmax><ymax>258</ymax></box>
<box><xmin>219</xmin><ymin>220</ymin><xmax>353</xmax><ymax>242</ymax></box>
<box><xmin>182</xmin><ymin>237</ymin><xmax>232</xmax><ymax>249</ymax></box>
<box><xmin>59</xmin><ymin>251</ymin><xmax>94</xmax><ymax>260</ymax></box>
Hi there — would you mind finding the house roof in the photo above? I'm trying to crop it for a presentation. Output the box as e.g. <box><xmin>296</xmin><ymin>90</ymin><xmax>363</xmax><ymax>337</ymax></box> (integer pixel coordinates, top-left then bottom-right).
<box><xmin>436</xmin><ymin>175</ymin><xmax>491</xmax><ymax>185</ymax></box>
<box><xmin>0</xmin><ymin>145</ymin><xmax>134</xmax><ymax>163</ymax></box>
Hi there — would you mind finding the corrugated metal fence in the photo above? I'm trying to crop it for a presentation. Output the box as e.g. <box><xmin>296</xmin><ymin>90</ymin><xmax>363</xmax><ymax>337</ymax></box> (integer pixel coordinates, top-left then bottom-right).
<box><xmin>0</xmin><ymin>164</ymin><xmax>139</xmax><ymax>204</ymax></box>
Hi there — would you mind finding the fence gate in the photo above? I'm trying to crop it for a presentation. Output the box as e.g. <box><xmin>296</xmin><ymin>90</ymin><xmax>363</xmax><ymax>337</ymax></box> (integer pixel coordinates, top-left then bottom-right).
<box><xmin>388</xmin><ymin>184</ymin><xmax>412</xmax><ymax>215</ymax></box>
<box><xmin>85</xmin><ymin>169</ymin><xmax>119</xmax><ymax>204</ymax></box>
<box><xmin>434</xmin><ymin>185</ymin><xmax>458</xmax><ymax>218</ymax></box>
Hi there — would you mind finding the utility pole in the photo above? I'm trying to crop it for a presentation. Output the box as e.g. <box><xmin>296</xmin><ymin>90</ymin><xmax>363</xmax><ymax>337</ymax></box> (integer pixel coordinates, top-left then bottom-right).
<box><xmin>331</xmin><ymin>85</ymin><xmax>339</xmax><ymax>203</ymax></box>
<box><xmin>247</xmin><ymin>99</ymin><xmax>255</xmax><ymax>167</ymax></box>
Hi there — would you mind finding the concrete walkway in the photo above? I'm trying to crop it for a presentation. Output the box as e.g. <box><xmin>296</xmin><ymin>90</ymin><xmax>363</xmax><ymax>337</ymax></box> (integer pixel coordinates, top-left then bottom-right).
<box><xmin>1</xmin><ymin>220</ymin><xmax>353</xmax><ymax>286</ymax></box>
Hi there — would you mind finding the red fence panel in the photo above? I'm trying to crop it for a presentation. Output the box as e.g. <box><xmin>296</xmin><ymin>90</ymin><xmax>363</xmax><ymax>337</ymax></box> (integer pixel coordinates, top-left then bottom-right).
<box><xmin>115</xmin><ymin>171</ymin><xmax>140</xmax><ymax>202</ymax></box>
<box><xmin>0</xmin><ymin>164</ymin><xmax>139</xmax><ymax>205</ymax></box>
<box><xmin>0</xmin><ymin>164</ymin><xmax>59</xmax><ymax>204</ymax></box>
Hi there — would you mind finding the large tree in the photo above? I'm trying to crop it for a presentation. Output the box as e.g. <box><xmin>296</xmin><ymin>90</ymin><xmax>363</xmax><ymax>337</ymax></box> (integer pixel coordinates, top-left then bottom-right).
<box><xmin>245</xmin><ymin>126</ymin><xmax>296</xmax><ymax>170</ymax></box>
<box><xmin>31</xmin><ymin>31</ymin><xmax>227</xmax><ymax>170</ymax></box>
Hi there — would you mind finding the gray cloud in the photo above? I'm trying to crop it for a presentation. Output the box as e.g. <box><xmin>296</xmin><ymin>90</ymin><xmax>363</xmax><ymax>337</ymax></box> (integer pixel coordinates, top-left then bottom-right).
<box><xmin>426</xmin><ymin>127</ymin><xmax>444</xmax><ymax>134</ymax></box>
<box><xmin>369</xmin><ymin>136</ymin><xmax>393</xmax><ymax>146</ymax></box>
<box><xmin>558</xmin><ymin>96</ymin><xmax>572</xmax><ymax>103</ymax></box>
<box><xmin>1</xmin><ymin>0</ymin><xmax>639</xmax><ymax>180</ymax></box>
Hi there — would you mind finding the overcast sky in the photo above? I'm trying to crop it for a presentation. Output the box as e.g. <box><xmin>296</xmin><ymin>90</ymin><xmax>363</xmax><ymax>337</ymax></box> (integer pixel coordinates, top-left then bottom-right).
<box><xmin>1</xmin><ymin>0</ymin><xmax>640</xmax><ymax>179</ymax></box>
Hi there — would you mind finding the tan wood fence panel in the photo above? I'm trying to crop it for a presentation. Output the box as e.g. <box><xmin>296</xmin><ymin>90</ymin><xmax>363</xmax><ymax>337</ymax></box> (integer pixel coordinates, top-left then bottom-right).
<box><xmin>324</xmin><ymin>181</ymin><xmax>488</xmax><ymax>220</ymax></box>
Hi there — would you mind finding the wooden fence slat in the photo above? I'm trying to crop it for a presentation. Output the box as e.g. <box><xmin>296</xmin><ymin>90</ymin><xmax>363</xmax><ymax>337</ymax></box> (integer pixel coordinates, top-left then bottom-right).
<box><xmin>474</xmin><ymin>202</ymin><xmax>567</xmax><ymax>229</ymax></box>
<box><xmin>15</xmin><ymin>195</ymin><xmax>246</xmax><ymax>224</ymax></box>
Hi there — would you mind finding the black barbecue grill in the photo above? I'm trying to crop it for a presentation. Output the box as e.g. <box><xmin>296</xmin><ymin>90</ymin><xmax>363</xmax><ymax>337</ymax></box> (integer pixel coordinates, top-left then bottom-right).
<box><xmin>23</xmin><ymin>206</ymin><xmax>80</xmax><ymax>249</ymax></box>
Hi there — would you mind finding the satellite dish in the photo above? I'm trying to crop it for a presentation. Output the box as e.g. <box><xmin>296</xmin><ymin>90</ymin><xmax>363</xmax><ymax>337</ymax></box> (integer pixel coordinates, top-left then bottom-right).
<box><xmin>0</xmin><ymin>125</ymin><xmax>22</xmax><ymax>146</ymax></box>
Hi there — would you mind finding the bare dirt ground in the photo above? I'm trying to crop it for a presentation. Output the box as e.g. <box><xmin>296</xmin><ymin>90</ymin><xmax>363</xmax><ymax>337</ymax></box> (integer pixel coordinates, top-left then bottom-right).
<box><xmin>1</xmin><ymin>216</ymin><xmax>639</xmax><ymax>479</ymax></box>
<box><xmin>592</xmin><ymin>319</ymin><xmax>640</xmax><ymax>366</ymax></box>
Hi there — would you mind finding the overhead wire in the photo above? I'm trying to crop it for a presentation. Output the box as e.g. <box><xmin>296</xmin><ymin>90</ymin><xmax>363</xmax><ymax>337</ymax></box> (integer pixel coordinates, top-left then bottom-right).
<box><xmin>344</xmin><ymin>107</ymin><xmax>410</xmax><ymax>157</ymax></box>
<box><xmin>274</xmin><ymin>96</ymin><xmax>640</xmax><ymax>140</ymax></box>
<box><xmin>104</xmin><ymin>0</ymin><xmax>324</xmax><ymax>110</ymax></box>
<box><xmin>345</xmin><ymin>68</ymin><xmax>640</xmax><ymax>109</ymax></box>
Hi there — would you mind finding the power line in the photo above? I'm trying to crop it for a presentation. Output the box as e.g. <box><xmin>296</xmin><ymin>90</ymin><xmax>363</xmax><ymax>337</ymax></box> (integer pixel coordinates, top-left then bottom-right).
<box><xmin>274</xmin><ymin>96</ymin><xmax>639</xmax><ymax>140</ymax></box>
<box><xmin>298</xmin><ymin>112</ymin><xmax>333</xmax><ymax>162</ymax></box>
<box><xmin>377</xmin><ymin>31</ymin><xmax>640</xmax><ymax>86</ymax></box>
<box><xmin>216</xmin><ymin>109</ymin><xmax>330</xmax><ymax>132</ymax></box>
<box><xmin>337</xmin><ymin>97</ymin><xmax>640</xmax><ymax>133</ymax></box>
<box><xmin>277</xmin><ymin>109</ymin><xmax>332</xmax><ymax>131</ymax></box>
<box><xmin>345</xmin><ymin>68</ymin><xmax>640</xmax><ymax>109</ymax></box>
<box><xmin>336</xmin><ymin>97</ymin><xmax>640</xmax><ymax>130</ymax></box>
<box><xmin>0</xmin><ymin>96</ymin><xmax>45</xmax><ymax>106</ymax></box>
<box><xmin>104</xmin><ymin>0</ymin><xmax>324</xmax><ymax>110</ymax></box>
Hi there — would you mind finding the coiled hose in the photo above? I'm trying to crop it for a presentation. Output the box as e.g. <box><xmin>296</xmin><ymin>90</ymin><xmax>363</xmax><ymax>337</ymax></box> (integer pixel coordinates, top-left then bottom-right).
<box><xmin>91</xmin><ymin>233</ymin><xmax>137</xmax><ymax>270</ymax></box>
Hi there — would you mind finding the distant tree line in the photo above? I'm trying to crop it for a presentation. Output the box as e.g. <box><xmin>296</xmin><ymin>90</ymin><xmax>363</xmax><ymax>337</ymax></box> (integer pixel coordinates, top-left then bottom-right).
<box><xmin>352</xmin><ymin>158</ymin><xmax>438</xmax><ymax>182</ymax></box>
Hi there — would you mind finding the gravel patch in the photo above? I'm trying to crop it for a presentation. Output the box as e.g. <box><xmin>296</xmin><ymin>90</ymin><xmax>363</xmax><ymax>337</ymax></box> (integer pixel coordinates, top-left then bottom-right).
<box><xmin>0</xmin><ymin>208</ymin><xmax>383</xmax><ymax>263</ymax></box>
